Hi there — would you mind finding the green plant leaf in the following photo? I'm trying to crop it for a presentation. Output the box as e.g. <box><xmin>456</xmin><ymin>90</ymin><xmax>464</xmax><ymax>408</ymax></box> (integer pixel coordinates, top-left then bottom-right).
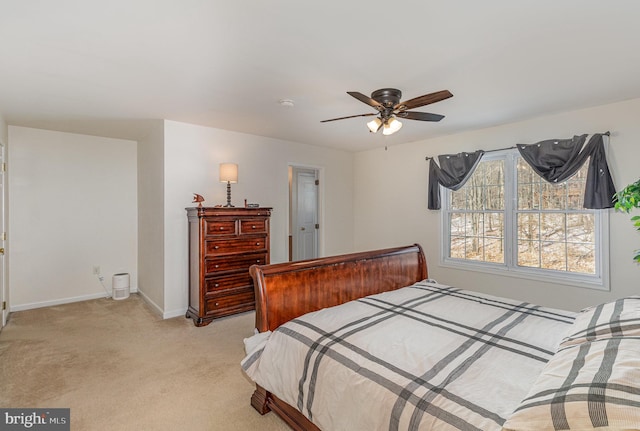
<box><xmin>616</xmin><ymin>179</ymin><xmax>640</xmax><ymax>263</ymax></box>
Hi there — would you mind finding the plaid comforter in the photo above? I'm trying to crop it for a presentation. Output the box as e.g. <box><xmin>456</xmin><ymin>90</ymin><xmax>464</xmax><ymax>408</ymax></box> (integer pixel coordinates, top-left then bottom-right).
<box><xmin>242</xmin><ymin>281</ymin><xmax>576</xmax><ymax>431</ymax></box>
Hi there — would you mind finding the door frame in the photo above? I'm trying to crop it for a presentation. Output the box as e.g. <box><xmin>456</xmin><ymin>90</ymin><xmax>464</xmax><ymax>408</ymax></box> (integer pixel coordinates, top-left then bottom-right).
<box><xmin>0</xmin><ymin>142</ymin><xmax>6</xmax><ymax>329</ymax></box>
<box><xmin>288</xmin><ymin>164</ymin><xmax>323</xmax><ymax>261</ymax></box>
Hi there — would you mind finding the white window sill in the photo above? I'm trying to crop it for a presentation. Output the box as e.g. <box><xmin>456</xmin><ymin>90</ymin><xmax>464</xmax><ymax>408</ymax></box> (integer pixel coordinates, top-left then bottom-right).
<box><xmin>439</xmin><ymin>258</ymin><xmax>609</xmax><ymax>292</ymax></box>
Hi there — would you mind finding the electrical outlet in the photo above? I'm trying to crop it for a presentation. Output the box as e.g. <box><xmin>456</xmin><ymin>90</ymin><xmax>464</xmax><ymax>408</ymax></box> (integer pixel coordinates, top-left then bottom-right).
<box><xmin>92</xmin><ymin>266</ymin><xmax>100</xmax><ymax>275</ymax></box>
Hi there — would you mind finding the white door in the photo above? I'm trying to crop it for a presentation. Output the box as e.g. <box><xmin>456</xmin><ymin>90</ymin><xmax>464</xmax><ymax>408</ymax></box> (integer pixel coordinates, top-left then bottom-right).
<box><xmin>0</xmin><ymin>144</ymin><xmax>6</xmax><ymax>328</ymax></box>
<box><xmin>291</xmin><ymin>167</ymin><xmax>318</xmax><ymax>261</ymax></box>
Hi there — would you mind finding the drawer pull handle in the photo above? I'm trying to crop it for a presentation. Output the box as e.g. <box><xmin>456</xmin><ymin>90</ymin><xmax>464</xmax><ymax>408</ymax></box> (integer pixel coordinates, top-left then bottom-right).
<box><xmin>214</xmin><ymin>245</ymin><xmax>219</xmax><ymax>249</ymax></box>
<box><xmin>256</xmin><ymin>260</ymin><xmax>261</xmax><ymax>263</ymax></box>
<box><xmin>214</xmin><ymin>283</ymin><xmax>219</xmax><ymax>287</ymax></box>
<box><xmin>256</xmin><ymin>242</ymin><xmax>260</xmax><ymax>246</ymax></box>
<box><xmin>214</xmin><ymin>265</ymin><xmax>219</xmax><ymax>268</ymax></box>
<box><xmin>252</xmin><ymin>225</ymin><xmax>256</xmax><ymax>229</ymax></box>
<box><xmin>214</xmin><ymin>302</ymin><xmax>219</xmax><ymax>306</ymax></box>
<box><xmin>219</xmin><ymin>227</ymin><xmax>224</xmax><ymax>231</ymax></box>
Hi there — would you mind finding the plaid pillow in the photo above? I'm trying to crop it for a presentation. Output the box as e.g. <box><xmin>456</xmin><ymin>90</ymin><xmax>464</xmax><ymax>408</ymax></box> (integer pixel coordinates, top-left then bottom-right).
<box><xmin>559</xmin><ymin>297</ymin><xmax>640</xmax><ymax>348</ymax></box>
<box><xmin>503</xmin><ymin>298</ymin><xmax>640</xmax><ymax>431</ymax></box>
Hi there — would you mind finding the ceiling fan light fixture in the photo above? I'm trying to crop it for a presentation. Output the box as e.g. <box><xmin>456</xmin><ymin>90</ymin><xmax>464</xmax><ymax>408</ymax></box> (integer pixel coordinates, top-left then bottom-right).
<box><xmin>382</xmin><ymin>117</ymin><xmax>402</xmax><ymax>136</ymax></box>
<box><xmin>367</xmin><ymin>117</ymin><xmax>383</xmax><ymax>133</ymax></box>
<box><xmin>320</xmin><ymin>88</ymin><xmax>452</xmax><ymax>137</ymax></box>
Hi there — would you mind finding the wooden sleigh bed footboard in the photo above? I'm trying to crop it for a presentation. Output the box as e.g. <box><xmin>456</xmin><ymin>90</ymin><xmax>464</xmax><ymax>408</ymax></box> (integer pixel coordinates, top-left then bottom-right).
<box><xmin>247</xmin><ymin>244</ymin><xmax>428</xmax><ymax>430</ymax></box>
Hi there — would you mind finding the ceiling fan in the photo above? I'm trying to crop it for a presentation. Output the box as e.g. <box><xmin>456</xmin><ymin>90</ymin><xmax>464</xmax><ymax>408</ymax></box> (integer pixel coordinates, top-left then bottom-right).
<box><xmin>321</xmin><ymin>88</ymin><xmax>453</xmax><ymax>135</ymax></box>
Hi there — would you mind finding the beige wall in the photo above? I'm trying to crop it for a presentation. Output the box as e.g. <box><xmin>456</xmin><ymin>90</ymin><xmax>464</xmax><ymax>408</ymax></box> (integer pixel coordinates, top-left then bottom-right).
<box><xmin>0</xmin><ymin>114</ymin><xmax>7</xmax><ymax>143</ymax></box>
<box><xmin>137</xmin><ymin>120</ymin><xmax>165</xmax><ymax>313</ymax></box>
<box><xmin>12</xmin><ymin>95</ymin><xmax>638</xmax><ymax>315</ymax></box>
<box><xmin>8</xmin><ymin>126</ymin><xmax>138</xmax><ymax>310</ymax></box>
<box><xmin>161</xmin><ymin>120</ymin><xmax>355</xmax><ymax>317</ymax></box>
<box><xmin>3</xmin><ymin>120</ymin><xmax>353</xmax><ymax>317</ymax></box>
<box><xmin>353</xmin><ymin>97</ymin><xmax>640</xmax><ymax>312</ymax></box>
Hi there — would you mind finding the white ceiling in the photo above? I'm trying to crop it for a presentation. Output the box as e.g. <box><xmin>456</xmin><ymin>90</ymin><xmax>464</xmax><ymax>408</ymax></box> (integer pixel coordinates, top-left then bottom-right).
<box><xmin>1</xmin><ymin>1</ymin><xmax>640</xmax><ymax>152</ymax></box>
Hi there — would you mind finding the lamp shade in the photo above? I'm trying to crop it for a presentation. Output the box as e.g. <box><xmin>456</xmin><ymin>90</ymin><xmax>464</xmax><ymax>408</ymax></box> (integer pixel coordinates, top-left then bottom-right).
<box><xmin>367</xmin><ymin>117</ymin><xmax>383</xmax><ymax>133</ymax></box>
<box><xmin>219</xmin><ymin>163</ymin><xmax>238</xmax><ymax>183</ymax></box>
<box><xmin>382</xmin><ymin>118</ymin><xmax>403</xmax><ymax>136</ymax></box>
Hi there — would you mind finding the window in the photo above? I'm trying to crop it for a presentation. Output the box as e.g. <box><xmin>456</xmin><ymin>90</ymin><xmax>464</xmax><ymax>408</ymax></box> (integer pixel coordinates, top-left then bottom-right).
<box><xmin>441</xmin><ymin>150</ymin><xmax>608</xmax><ymax>289</ymax></box>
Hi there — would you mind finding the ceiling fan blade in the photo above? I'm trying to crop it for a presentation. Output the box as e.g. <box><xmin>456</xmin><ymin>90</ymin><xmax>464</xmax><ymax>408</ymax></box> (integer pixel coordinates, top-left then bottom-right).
<box><xmin>395</xmin><ymin>90</ymin><xmax>453</xmax><ymax>111</ymax></box>
<box><xmin>320</xmin><ymin>113</ymin><xmax>377</xmax><ymax>123</ymax></box>
<box><xmin>398</xmin><ymin>111</ymin><xmax>445</xmax><ymax>122</ymax></box>
<box><xmin>347</xmin><ymin>92</ymin><xmax>384</xmax><ymax>110</ymax></box>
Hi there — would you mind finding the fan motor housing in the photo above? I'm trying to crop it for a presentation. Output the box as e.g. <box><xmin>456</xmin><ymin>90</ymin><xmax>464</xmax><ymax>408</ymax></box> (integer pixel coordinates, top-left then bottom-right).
<box><xmin>371</xmin><ymin>88</ymin><xmax>402</xmax><ymax>108</ymax></box>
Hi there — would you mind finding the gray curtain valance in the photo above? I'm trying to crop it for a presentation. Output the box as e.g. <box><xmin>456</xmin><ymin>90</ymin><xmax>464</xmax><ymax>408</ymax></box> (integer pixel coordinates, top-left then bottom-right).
<box><xmin>428</xmin><ymin>150</ymin><xmax>485</xmax><ymax>210</ymax></box>
<box><xmin>517</xmin><ymin>133</ymin><xmax>615</xmax><ymax>209</ymax></box>
<box><xmin>427</xmin><ymin>133</ymin><xmax>615</xmax><ymax>210</ymax></box>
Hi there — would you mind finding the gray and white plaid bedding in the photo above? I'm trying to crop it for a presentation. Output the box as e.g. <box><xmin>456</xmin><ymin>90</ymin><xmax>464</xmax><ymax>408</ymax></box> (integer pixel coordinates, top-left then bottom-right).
<box><xmin>503</xmin><ymin>296</ymin><xmax>640</xmax><ymax>431</ymax></box>
<box><xmin>242</xmin><ymin>281</ymin><xmax>576</xmax><ymax>430</ymax></box>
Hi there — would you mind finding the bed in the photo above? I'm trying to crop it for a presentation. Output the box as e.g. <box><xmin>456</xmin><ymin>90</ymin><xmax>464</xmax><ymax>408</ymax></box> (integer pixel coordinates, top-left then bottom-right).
<box><xmin>242</xmin><ymin>244</ymin><xmax>640</xmax><ymax>431</ymax></box>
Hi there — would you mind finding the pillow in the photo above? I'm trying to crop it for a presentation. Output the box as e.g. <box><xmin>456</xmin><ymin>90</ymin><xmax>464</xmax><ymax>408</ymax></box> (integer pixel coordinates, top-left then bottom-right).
<box><xmin>559</xmin><ymin>297</ymin><xmax>640</xmax><ymax>348</ymax></box>
<box><xmin>503</xmin><ymin>298</ymin><xmax>640</xmax><ymax>431</ymax></box>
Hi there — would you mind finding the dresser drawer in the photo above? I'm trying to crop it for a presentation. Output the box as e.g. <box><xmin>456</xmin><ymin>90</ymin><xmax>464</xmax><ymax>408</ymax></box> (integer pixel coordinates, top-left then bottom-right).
<box><xmin>204</xmin><ymin>272</ymin><xmax>253</xmax><ymax>294</ymax></box>
<box><xmin>239</xmin><ymin>218</ymin><xmax>267</xmax><ymax>235</ymax></box>
<box><xmin>205</xmin><ymin>253</ymin><xmax>267</xmax><ymax>274</ymax></box>
<box><xmin>205</xmin><ymin>237</ymin><xmax>267</xmax><ymax>256</ymax></box>
<box><xmin>204</xmin><ymin>219</ymin><xmax>237</xmax><ymax>236</ymax></box>
<box><xmin>204</xmin><ymin>287</ymin><xmax>255</xmax><ymax>316</ymax></box>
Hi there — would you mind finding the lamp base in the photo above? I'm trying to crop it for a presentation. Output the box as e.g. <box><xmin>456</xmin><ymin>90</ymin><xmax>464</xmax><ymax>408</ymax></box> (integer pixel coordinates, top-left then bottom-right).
<box><xmin>224</xmin><ymin>181</ymin><xmax>234</xmax><ymax>207</ymax></box>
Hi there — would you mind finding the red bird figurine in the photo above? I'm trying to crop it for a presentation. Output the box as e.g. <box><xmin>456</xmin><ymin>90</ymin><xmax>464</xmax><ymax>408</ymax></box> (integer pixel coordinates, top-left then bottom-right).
<box><xmin>192</xmin><ymin>193</ymin><xmax>205</xmax><ymax>207</ymax></box>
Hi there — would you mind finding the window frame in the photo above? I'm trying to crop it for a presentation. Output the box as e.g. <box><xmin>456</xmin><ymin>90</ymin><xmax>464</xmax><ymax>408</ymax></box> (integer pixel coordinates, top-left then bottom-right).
<box><xmin>439</xmin><ymin>149</ymin><xmax>610</xmax><ymax>291</ymax></box>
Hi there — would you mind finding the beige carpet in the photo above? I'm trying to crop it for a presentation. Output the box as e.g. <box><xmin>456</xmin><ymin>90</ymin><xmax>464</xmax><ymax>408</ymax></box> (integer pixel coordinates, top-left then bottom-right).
<box><xmin>0</xmin><ymin>295</ymin><xmax>290</xmax><ymax>430</ymax></box>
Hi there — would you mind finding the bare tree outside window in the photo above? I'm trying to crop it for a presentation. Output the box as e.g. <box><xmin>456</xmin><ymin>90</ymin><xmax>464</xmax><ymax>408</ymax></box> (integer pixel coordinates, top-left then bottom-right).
<box><xmin>445</xmin><ymin>152</ymin><xmax>598</xmax><ymax>278</ymax></box>
<box><xmin>449</xmin><ymin>159</ymin><xmax>505</xmax><ymax>263</ymax></box>
<box><xmin>515</xmin><ymin>158</ymin><xmax>595</xmax><ymax>274</ymax></box>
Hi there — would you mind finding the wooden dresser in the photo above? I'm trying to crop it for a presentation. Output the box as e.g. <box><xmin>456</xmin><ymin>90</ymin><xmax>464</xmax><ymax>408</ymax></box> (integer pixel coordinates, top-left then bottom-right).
<box><xmin>186</xmin><ymin>206</ymin><xmax>272</xmax><ymax>327</ymax></box>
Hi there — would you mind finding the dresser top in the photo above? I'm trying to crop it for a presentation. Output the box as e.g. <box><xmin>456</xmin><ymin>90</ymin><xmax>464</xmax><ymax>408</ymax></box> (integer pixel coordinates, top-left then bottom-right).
<box><xmin>185</xmin><ymin>206</ymin><xmax>272</xmax><ymax>217</ymax></box>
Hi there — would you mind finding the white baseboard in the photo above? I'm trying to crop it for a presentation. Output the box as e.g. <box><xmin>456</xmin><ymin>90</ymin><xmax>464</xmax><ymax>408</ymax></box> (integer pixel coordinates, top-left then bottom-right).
<box><xmin>163</xmin><ymin>307</ymin><xmax>188</xmax><ymax>319</ymax></box>
<box><xmin>136</xmin><ymin>289</ymin><xmax>162</xmax><ymax>315</ymax></box>
<box><xmin>10</xmin><ymin>287</ymin><xmax>187</xmax><ymax>321</ymax></box>
<box><xmin>10</xmin><ymin>286</ymin><xmax>139</xmax><ymax>312</ymax></box>
<box><xmin>135</xmin><ymin>289</ymin><xmax>187</xmax><ymax>320</ymax></box>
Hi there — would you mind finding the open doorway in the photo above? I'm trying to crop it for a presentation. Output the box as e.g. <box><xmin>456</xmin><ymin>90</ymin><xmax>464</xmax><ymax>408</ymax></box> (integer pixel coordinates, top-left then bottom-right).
<box><xmin>289</xmin><ymin>166</ymin><xmax>320</xmax><ymax>261</ymax></box>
